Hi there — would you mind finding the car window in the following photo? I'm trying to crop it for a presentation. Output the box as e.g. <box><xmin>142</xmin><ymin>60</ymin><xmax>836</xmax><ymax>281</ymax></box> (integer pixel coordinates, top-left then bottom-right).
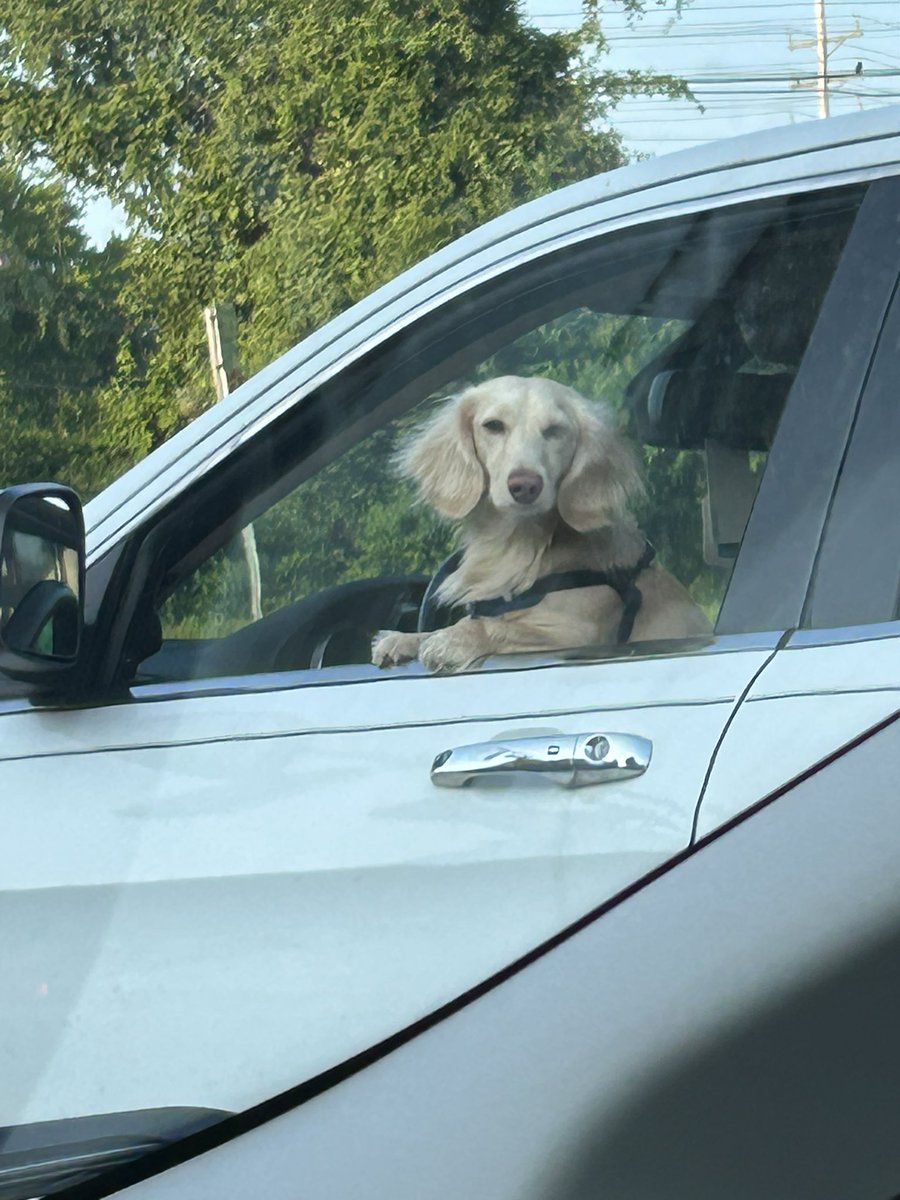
<box><xmin>138</xmin><ymin>185</ymin><xmax>865</xmax><ymax>685</ymax></box>
<box><xmin>154</xmin><ymin>313</ymin><xmax>689</xmax><ymax>637</ymax></box>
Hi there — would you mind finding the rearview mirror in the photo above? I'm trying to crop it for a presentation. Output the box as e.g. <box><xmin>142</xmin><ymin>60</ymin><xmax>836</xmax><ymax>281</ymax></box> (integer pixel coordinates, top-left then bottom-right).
<box><xmin>0</xmin><ymin>485</ymin><xmax>85</xmax><ymax>681</ymax></box>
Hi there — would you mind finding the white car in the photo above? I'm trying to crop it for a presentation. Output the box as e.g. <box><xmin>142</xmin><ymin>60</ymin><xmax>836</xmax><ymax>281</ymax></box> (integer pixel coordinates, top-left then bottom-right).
<box><xmin>3</xmin><ymin>108</ymin><xmax>900</xmax><ymax>1199</ymax></box>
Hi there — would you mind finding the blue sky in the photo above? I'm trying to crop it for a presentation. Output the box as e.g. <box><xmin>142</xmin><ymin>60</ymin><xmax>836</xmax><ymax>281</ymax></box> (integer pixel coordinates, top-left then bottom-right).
<box><xmin>530</xmin><ymin>0</ymin><xmax>900</xmax><ymax>149</ymax></box>
<box><xmin>80</xmin><ymin>0</ymin><xmax>900</xmax><ymax>244</ymax></box>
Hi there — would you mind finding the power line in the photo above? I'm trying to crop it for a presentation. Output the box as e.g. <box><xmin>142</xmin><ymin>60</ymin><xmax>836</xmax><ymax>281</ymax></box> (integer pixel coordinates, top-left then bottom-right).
<box><xmin>551</xmin><ymin>30</ymin><xmax>900</xmax><ymax>42</ymax></box>
<box><xmin>531</xmin><ymin>21</ymin><xmax>900</xmax><ymax>42</ymax></box>
<box><xmin>610</xmin><ymin>95</ymin><xmax>894</xmax><ymax>118</ymax></box>
<box><xmin>598</xmin><ymin>57</ymin><xmax>884</xmax><ymax>69</ymax></box>
<box><xmin>650</xmin><ymin>68</ymin><xmax>900</xmax><ymax>80</ymax></box>
<box><xmin>534</xmin><ymin>16</ymin><xmax>900</xmax><ymax>26</ymax></box>
<box><xmin>531</xmin><ymin>20</ymin><xmax>900</xmax><ymax>31</ymax></box>
<box><xmin>681</xmin><ymin>85</ymin><xmax>900</xmax><ymax>93</ymax></box>
<box><xmin>859</xmin><ymin>46</ymin><xmax>900</xmax><ymax>62</ymax></box>
<box><xmin>529</xmin><ymin>2</ymin><xmax>900</xmax><ymax>14</ymax></box>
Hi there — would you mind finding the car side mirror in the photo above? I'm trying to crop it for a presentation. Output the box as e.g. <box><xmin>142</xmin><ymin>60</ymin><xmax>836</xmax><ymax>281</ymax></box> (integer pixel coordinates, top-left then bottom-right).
<box><xmin>0</xmin><ymin>485</ymin><xmax>85</xmax><ymax>682</ymax></box>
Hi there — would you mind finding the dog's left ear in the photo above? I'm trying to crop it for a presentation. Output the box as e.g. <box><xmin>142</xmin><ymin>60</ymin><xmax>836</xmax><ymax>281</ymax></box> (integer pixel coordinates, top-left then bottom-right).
<box><xmin>557</xmin><ymin>398</ymin><xmax>644</xmax><ymax>532</ymax></box>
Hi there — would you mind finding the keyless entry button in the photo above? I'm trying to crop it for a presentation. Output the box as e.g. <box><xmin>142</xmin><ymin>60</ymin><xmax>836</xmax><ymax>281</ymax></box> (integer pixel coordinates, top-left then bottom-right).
<box><xmin>583</xmin><ymin>736</ymin><xmax>610</xmax><ymax>762</ymax></box>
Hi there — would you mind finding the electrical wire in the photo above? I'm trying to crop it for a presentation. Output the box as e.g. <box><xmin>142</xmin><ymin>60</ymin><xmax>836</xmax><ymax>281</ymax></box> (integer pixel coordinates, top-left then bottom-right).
<box><xmin>531</xmin><ymin>22</ymin><xmax>900</xmax><ymax>37</ymax></box>
<box><xmin>529</xmin><ymin>2</ymin><xmax>900</xmax><ymax>14</ymax></box>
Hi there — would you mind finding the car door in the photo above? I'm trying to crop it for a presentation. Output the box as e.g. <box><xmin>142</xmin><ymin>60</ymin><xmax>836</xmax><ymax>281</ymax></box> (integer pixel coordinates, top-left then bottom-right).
<box><xmin>697</xmin><ymin>174</ymin><xmax>900</xmax><ymax>836</ymax></box>
<box><xmin>0</xmin><ymin>173</ymin><xmax>884</xmax><ymax>1154</ymax></box>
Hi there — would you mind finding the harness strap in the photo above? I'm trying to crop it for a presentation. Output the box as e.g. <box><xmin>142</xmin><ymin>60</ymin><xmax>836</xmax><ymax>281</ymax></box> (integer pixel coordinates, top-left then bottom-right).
<box><xmin>417</xmin><ymin>550</ymin><xmax>465</xmax><ymax>633</ymax></box>
<box><xmin>419</xmin><ymin>541</ymin><xmax>656</xmax><ymax>645</ymax></box>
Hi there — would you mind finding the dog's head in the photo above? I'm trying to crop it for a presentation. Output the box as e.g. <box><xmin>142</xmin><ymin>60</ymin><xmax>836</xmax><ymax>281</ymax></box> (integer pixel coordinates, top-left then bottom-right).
<box><xmin>398</xmin><ymin>375</ymin><xmax>643</xmax><ymax>531</ymax></box>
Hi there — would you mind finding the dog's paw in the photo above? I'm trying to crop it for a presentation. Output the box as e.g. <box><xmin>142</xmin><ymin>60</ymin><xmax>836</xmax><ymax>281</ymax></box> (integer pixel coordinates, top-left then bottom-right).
<box><xmin>419</xmin><ymin>626</ymin><xmax>485</xmax><ymax>674</ymax></box>
<box><xmin>371</xmin><ymin>630</ymin><xmax>423</xmax><ymax>668</ymax></box>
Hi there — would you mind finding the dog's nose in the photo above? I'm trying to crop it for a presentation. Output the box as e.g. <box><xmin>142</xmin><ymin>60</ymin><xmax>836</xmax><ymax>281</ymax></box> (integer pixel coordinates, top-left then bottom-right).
<box><xmin>507</xmin><ymin>470</ymin><xmax>544</xmax><ymax>505</ymax></box>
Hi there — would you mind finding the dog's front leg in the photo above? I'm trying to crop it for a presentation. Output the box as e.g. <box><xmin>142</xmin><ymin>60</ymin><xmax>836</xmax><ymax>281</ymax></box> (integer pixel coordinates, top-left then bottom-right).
<box><xmin>372</xmin><ymin>630</ymin><xmax>429</xmax><ymax>668</ymax></box>
<box><xmin>418</xmin><ymin>619</ymin><xmax>494</xmax><ymax>674</ymax></box>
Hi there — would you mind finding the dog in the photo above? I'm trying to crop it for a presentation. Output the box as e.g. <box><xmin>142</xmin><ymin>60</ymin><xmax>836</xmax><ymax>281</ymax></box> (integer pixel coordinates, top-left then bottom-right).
<box><xmin>372</xmin><ymin>375</ymin><xmax>711</xmax><ymax>674</ymax></box>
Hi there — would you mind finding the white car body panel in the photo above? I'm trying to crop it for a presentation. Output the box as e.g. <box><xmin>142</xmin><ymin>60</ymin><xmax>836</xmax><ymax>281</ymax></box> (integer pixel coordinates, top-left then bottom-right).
<box><xmin>699</xmin><ymin>627</ymin><xmax>900</xmax><ymax>836</ymax></box>
<box><xmin>117</xmin><ymin>715</ymin><xmax>900</xmax><ymax>1200</ymax></box>
<box><xmin>1</xmin><ymin>645</ymin><xmax>772</xmax><ymax>1123</ymax></box>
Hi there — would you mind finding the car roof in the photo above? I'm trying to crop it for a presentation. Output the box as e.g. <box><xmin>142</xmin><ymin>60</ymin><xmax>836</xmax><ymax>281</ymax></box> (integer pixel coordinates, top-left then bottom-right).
<box><xmin>85</xmin><ymin>105</ymin><xmax>900</xmax><ymax>563</ymax></box>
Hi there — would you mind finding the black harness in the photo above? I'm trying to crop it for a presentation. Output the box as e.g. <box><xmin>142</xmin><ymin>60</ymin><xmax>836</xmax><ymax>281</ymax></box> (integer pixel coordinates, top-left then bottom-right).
<box><xmin>418</xmin><ymin>540</ymin><xmax>656</xmax><ymax>645</ymax></box>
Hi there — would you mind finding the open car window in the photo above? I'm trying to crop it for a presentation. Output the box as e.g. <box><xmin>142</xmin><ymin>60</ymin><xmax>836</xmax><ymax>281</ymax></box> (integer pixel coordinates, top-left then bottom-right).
<box><xmin>135</xmin><ymin>184</ymin><xmax>865</xmax><ymax>685</ymax></box>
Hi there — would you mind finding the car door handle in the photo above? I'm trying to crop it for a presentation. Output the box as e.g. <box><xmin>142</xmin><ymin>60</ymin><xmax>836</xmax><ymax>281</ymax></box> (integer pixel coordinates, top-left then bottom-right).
<box><xmin>430</xmin><ymin>733</ymin><xmax>652</xmax><ymax>789</ymax></box>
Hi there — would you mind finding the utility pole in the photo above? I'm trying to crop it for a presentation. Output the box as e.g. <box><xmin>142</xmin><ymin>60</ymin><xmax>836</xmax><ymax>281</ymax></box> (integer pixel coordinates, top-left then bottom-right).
<box><xmin>789</xmin><ymin>5</ymin><xmax>862</xmax><ymax>118</ymax></box>
<box><xmin>815</xmin><ymin>0</ymin><xmax>828</xmax><ymax>118</ymax></box>
<box><xmin>203</xmin><ymin>303</ymin><xmax>263</xmax><ymax>622</ymax></box>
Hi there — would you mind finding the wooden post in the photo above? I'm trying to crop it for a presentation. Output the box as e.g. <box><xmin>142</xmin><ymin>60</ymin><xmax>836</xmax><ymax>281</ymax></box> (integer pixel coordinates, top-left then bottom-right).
<box><xmin>815</xmin><ymin>0</ymin><xmax>829</xmax><ymax>118</ymax></box>
<box><xmin>203</xmin><ymin>304</ymin><xmax>262</xmax><ymax>621</ymax></box>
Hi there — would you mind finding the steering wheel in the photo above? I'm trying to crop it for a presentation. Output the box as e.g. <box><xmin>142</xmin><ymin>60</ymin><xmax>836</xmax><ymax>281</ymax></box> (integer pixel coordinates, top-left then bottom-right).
<box><xmin>269</xmin><ymin>575</ymin><xmax>428</xmax><ymax>672</ymax></box>
<box><xmin>138</xmin><ymin>575</ymin><xmax>429</xmax><ymax>682</ymax></box>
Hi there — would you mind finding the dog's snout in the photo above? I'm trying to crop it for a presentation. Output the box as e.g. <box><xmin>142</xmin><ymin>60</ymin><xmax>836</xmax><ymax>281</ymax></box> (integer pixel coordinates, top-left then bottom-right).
<box><xmin>507</xmin><ymin>469</ymin><xmax>544</xmax><ymax>505</ymax></box>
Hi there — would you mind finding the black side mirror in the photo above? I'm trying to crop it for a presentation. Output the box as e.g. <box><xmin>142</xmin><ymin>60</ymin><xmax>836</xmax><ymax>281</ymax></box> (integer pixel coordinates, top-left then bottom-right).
<box><xmin>0</xmin><ymin>485</ymin><xmax>85</xmax><ymax>682</ymax></box>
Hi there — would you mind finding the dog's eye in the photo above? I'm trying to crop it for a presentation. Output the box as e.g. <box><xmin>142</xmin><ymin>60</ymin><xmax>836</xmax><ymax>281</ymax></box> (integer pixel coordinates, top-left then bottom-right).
<box><xmin>542</xmin><ymin>424</ymin><xmax>565</xmax><ymax>439</ymax></box>
<box><xmin>482</xmin><ymin>419</ymin><xmax>506</xmax><ymax>434</ymax></box>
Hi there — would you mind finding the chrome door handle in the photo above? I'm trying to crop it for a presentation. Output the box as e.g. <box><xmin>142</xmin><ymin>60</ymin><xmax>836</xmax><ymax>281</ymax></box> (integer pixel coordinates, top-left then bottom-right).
<box><xmin>430</xmin><ymin>733</ymin><xmax>651</xmax><ymax>789</ymax></box>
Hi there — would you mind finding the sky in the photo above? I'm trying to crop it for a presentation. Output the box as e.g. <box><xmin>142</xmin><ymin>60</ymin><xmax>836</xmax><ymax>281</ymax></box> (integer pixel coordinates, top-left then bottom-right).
<box><xmin>528</xmin><ymin>0</ymin><xmax>900</xmax><ymax>149</ymax></box>
<box><xmin>80</xmin><ymin>0</ymin><xmax>900</xmax><ymax>245</ymax></box>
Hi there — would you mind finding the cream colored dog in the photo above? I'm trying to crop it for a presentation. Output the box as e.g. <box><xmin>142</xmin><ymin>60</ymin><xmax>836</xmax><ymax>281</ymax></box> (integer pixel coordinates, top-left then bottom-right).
<box><xmin>372</xmin><ymin>375</ymin><xmax>710</xmax><ymax>673</ymax></box>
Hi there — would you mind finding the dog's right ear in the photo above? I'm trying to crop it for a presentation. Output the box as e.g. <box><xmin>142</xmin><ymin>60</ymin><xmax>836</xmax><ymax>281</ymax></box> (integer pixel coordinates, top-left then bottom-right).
<box><xmin>397</xmin><ymin>394</ymin><xmax>485</xmax><ymax>519</ymax></box>
<box><xmin>557</xmin><ymin>396</ymin><xmax>644</xmax><ymax>532</ymax></box>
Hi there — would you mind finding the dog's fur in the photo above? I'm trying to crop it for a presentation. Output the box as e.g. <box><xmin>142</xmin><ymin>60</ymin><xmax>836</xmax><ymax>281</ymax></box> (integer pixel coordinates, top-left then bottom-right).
<box><xmin>372</xmin><ymin>375</ymin><xmax>711</xmax><ymax>673</ymax></box>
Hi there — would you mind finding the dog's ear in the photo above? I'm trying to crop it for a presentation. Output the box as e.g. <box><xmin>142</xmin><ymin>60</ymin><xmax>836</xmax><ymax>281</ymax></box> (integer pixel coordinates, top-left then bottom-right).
<box><xmin>557</xmin><ymin>397</ymin><xmax>644</xmax><ymax>532</ymax></box>
<box><xmin>397</xmin><ymin>392</ymin><xmax>485</xmax><ymax>519</ymax></box>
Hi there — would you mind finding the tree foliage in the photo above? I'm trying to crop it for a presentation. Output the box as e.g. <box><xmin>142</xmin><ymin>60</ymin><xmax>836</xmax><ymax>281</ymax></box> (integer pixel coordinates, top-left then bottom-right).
<box><xmin>1</xmin><ymin>0</ymin><xmax>689</xmax><ymax>492</ymax></box>
<box><xmin>0</xmin><ymin>165</ymin><xmax>131</xmax><ymax>490</ymax></box>
<box><xmin>1</xmin><ymin>0</ymin><xmax>721</xmax><ymax>649</ymax></box>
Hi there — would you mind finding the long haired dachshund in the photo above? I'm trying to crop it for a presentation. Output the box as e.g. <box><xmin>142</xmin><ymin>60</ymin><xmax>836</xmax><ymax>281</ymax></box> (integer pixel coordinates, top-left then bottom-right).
<box><xmin>372</xmin><ymin>375</ymin><xmax>710</xmax><ymax>673</ymax></box>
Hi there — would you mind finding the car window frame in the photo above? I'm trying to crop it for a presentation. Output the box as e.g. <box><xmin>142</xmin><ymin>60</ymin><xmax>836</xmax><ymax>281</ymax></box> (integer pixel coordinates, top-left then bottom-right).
<box><xmin>800</xmin><ymin>192</ymin><xmax>900</xmax><ymax>632</ymax></box>
<box><xmin>715</xmin><ymin>174</ymin><xmax>900</xmax><ymax>635</ymax></box>
<box><xmin>83</xmin><ymin>179</ymin><xmax>887</xmax><ymax>696</ymax></box>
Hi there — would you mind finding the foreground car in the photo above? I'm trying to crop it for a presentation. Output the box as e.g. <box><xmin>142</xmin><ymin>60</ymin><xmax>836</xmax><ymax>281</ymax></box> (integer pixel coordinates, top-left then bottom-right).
<box><xmin>2</xmin><ymin>107</ymin><xmax>900</xmax><ymax>1198</ymax></box>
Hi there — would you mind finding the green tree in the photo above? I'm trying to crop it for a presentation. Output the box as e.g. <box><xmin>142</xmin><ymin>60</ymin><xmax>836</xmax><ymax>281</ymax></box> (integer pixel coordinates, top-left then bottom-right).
<box><xmin>0</xmin><ymin>0</ymin><xmax>689</xmax><ymax>485</ymax></box>
<box><xmin>2</xmin><ymin>0</ymin><xmax>715</xmax><ymax>644</ymax></box>
<box><xmin>0</xmin><ymin>164</ymin><xmax>132</xmax><ymax>492</ymax></box>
